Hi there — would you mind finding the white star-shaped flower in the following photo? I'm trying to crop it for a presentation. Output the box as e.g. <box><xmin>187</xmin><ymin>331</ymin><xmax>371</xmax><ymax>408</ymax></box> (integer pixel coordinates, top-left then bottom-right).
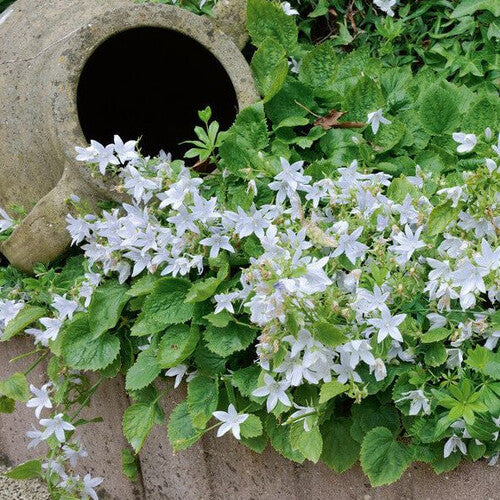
<box><xmin>212</xmin><ymin>404</ymin><xmax>249</xmax><ymax>440</ymax></box>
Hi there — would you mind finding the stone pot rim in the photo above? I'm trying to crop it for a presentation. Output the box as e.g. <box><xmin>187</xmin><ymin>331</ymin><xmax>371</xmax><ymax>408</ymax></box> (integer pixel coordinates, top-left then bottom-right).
<box><xmin>52</xmin><ymin>2</ymin><xmax>257</xmax><ymax>165</ymax></box>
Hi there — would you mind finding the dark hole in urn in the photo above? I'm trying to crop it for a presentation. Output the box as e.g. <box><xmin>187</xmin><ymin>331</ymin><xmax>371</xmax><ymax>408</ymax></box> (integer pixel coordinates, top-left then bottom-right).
<box><xmin>77</xmin><ymin>27</ymin><xmax>238</xmax><ymax>157</ymax></box>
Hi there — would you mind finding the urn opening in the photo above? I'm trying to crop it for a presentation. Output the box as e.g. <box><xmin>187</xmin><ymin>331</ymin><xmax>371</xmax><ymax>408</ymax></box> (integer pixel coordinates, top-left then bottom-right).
<box><xmin>77</xmin><ymin>27</ymin><xmax>238</xmax><ymax>157</ymax></box>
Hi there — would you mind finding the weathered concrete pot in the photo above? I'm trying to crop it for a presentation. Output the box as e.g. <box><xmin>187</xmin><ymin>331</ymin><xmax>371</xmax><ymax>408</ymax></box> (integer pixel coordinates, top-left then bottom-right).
<box><xmin>0</xmin><ymin>0</ymin><xmax>258</xmax><ymax>272</ymax></box>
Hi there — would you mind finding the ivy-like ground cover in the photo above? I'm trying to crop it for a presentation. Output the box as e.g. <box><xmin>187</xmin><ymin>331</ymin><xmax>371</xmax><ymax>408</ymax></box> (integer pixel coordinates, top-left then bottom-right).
<box><xmin>0</xmin><ymin>0</ymin><xmax>499</xmax><ymax>497</ymax></box>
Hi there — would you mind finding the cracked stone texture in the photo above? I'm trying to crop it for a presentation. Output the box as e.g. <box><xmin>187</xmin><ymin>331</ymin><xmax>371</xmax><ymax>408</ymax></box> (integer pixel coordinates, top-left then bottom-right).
<box><xmin>0</xmin><ymin>0</ymin><xmax>258</xmax><ymax>273</ymax></box>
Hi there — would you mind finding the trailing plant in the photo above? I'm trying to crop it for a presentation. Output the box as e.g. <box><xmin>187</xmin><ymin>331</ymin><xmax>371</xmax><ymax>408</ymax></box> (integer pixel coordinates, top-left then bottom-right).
<box><xmin>0</xmin><ymin>0</ymin><xmax>499</xmax><ymax>498</ymax></box>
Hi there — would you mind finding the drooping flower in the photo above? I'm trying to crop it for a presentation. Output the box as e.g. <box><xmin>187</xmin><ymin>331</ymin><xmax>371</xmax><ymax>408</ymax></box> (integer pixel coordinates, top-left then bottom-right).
<box><xmin>452</xmin><ymin>132</ymin><xmax>477</xmax><ymax>153</ymax></box>
<box><xmin>373</xmin><ymin>0</ymin><xmax>397</xmax><ymax>17</ymax></box>
<box><xmin>26</xmin><ymin>383</ymin><xmax>53</xmax><ymax>419</ymax></box>
<box><xmin>367</xmin><ymin>109</ymin><xmax>391</xmax><ymax>134</ymax></box>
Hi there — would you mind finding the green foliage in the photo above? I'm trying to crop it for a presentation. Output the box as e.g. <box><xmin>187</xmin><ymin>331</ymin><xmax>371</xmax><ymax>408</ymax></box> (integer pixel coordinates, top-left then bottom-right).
<box><xmin>4</xmin><ymin>460</ymin><xmax>41</xmax><ymax>480</ymax></box>
<box><xmin>122</xmin><ymin>403</ymin><xmax>156</xmax><ymax>453</ymax></box>
<box><xmin>131</xmin><ymin>278</ymin><xmax>194</xmax><ymax>336</ymax></box>
<box><xmin>203</xmin><ymin>323</ymin><xmax>256</xmax><ymax>357</ymax></box>
<box><xmin>1</xmin><ymin>305</ymin><xmax>47</xmax><ymax>342</ymax></box>
<box><xmin>125</xmin><ymin>349</ymin><xmax>161</xmax><ymax>391</ymax></box>
<box><xmin>157</xmin><ymin>324</ymin><xmax>200</xmax><ymax>368</ymax></box>
<box><xmin>88</xmin><ymin>280</ymin><xmax>129</xmax><ymax>339</ymax></box>
<box><xmin>61</xmin><ymin>315</ymin><xmax>120</xmax><ymax>371</ymax></box>
<box><xmin>0</xmin><ymin>373</ymin><xmax>30</xmax><ymax>402</ymax></box>
<box><xmin>360</xmin><ymin>427</ymin><xmax>412</xmax><ymax>486</ymax></box>
<box><xmin>121</xmin><ymin>448</ymin><xmax>139</xmax><ymax>482</ymax></box>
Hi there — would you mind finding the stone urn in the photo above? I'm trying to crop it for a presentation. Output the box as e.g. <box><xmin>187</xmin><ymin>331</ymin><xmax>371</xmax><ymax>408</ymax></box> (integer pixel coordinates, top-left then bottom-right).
<box><xmin>0</xmin><ymin>0</ymin><xmax>258</xmax><ymax>272</ymax></box>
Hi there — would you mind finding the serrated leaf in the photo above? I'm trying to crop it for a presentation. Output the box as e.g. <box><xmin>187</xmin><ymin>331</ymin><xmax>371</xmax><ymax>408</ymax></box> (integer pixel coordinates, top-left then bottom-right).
<box><xmin>424</xmin><ymin>343</ymin><xmax>447</xmax><ymax>367</ymax></box>
<box><xmin>121</xmin><ymin>448</ymin><xmax>139</xmax><ymax>482</ymax></box>
<box><xmin>131</xmin><ymin>278</ymin><xmax>194</xmax><ymax>336</ymax></box>
<box><xmin>168</xmin><ymin>401</ymin><xmax>202</xmax><ymax>451</ymax></box>
<box><xmin>231</xmin><ymin>365</ymin><xmax>261</xmax><ymax>398</ymax></box>
<box><xmin>265</xmin><ymin>415</ymin><xmax>305</xmax><ymax>463</ymax></box>
<box><xmin>0</xmin><ymin>395</ymin><xmax>15</xmax><ymax>413</ymax></box>
<box><xmin>360</xmin><ymin>427</ymin><xmax>412</xmax><ymax>486</ymax></box>
<box><xmin>127</xmin><ymin>274</ymin><xmax>160</xmax><ymax>297</ymax></box>
<box><xmin>419</xmin><ymin>83</ymin><xmax>461</xmax><ymax>134</ymax></box>
<box><xmin>1</xmin><ymin>305</ymin><xmax>47</xmax><ymax>341</ymax></box>
<box><xmin>203</xmin><ymin>310</ymin><xmax>232</xmax><ymax>328</ymax></box>
<box><xmin>122</xmin><ymin>403</ymin><xmax>155</xmax><ymax>453</ymax></box>
<box><xmin>204</xmin><ymin>323</ymin><xmax>256</xmax><ymax>358</ymax></box>
<box><xmin>125</xmin><ymin>350</ymin><xmax>161</xmax><ymax>392</ymax></box>
<box><xmin>321</xmin><ymin>417</ymin><xmax>360</xmax><ymax>473</ymax></box>
<box><xmin>251</xmin><ymin>38</ymin><xmax>288</xmax><ymax>102</ymax></box>
<box><xmin>0</xmin><ymin>373</ymin><xmax>30</xmax><ymax>402</ymax></box>
<box><xmin>157</xmin><ymin>324</ymin><xmax>200</xmax><ymax>369</ymax></box>
<box><xmin>342</xmin><ymin>76</ymin><xmax>384</xmax><ymax>122</ymax></box>
<box><xmin>427</xmin><ymin>201</ymin><xmax>461</xmax><ymax>236</ymax></box>
<box><xmin>451</xmin><ymin>0</ymin><xmax>500</xmax><ymax>18</ymax></box>
<box><xmin>290</xmin><ymin>424</ymin><xmax>323</xmax><ymax>463</ymax></box>
<box><xmin>247</xmin><ymin>0</ymin><xmax>298</xmax><ymax>52</ymax></box>
<box><xmin>421</xmin><ymin>328</ymin><xmax>450</xmax><ymax>343</ymax></box>
<box><xmin>312</xmin><ymin>322</ymin><xmax>347</xmax><ymax>348</ymax></box>
<box><xmin>240</xmin><ymin>414</ymin><xmax>263</xmax><ymax>438</ymax></box>
<box><xmin>61</xmin><ymin>315</ymin><xmax>120</xmax><ymax>371</ymax></box>
<box><xmin>319</xmin><ymin>380</ymin><xmax>348</xmax><ymax>404</ymax></box>
<box><xmin>299</xmin><ymin>40</ymin><xmax>337</xmax><ymax>89</ymax></box>
<box><xmin>4</xmin><ymin>460</ymin><xmax>41</xmax><ymax>480</ymax></box>
<box><xmin>187</xmin><ymin>375</ymin><xmax>219</xmax><ymax>429</ymax></box>
<box><xmin>88</xmin><ymin>280</ymin><xmax>129</xmax><ymax>339</ymax></box>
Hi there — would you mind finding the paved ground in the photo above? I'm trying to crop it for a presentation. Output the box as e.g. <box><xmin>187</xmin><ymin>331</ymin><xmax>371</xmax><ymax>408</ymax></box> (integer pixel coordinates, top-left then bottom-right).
<box><xmin>0</xmin><ymin>464</ymin><xmax>50</xmax><ymax>500</ymax></box>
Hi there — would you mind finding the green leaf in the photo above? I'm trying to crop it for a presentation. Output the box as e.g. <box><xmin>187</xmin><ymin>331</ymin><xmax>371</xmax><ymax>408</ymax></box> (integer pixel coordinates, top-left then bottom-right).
<box><xmin>251</xmin><ymin>38</ymin><xmax>288</xmax><ymax>102</ymax></box>
<box><xmin>240</xmin><ymin>414</ymin><xmax>263</xmax><ymax>438</ymax></box>
<box><xmin>203</xmin><ymin>323</ymin><xmax>256</xmax><ymax>358</ymax></box>
<box><xmin>0</xmin><ymin>373</ymin><xmax>30</xmax><ymax>402</ymax></box>
<box><xmin>1</xmin><ymin>305</ymin><xmax>47</xmax><ymax>342</ymax></box>
<box><xmin>0</xmin><ymin>395</ymin><xmax>15</xmax><ymax>413</ymax></box>
<box><xmin>427</xmin><ymin>201</ymin><xmax>461</xmax><ymax>236</ymax></box>
<box><xmin>125</xmin><ymin>349</ymin><xmax>161</xmax><ymax>392</ymax></box>
<box><xmin>290</xmin><ymin>424</ymin><xmax>323</xmax><ymax>463</ymax></box>
<box><xmin>231</xmin><ymin>365</ymin><xmax>261</xmax><ymax>398</ymax></box>
<box><xmin>386</xmin><ymin>177</ymin><xmax>419</xmax><ymax>203</ymax></box>
<box><xmin>360</xmin><ymin>427</ymin><xmax>412</xmax><ymax>486</ymax></box>
<box><xmin>421</xmin><ymin>328</ymin><xmax>450</xmax><ymax>343</ymax></box>
<box><xmin>265</xmin><ymin>415</ymin><xmax>305</xmax><ymax>463</ymax></box>
<box><xmin>157</xmin><ymin>324</ymin><xmax>200</xmax><ymax>368</ymax></box>
<box><xmin>4</xmin><ymin>460</ymin><xmax>41</xmax><ymax>480</ymax></box>
<box><xmin>131</xmin><ymin>278</ymin><xmax>194</xmax><ymax>336</ymax></box>
<box><xmin>312</xmin><ymin>322</ymin><xmax>347</xmax><ymax>348</ymax></box>
<box><xmin>121</xmin><ymin>448</ymin><xmax>139</xmax><ymax>482</ymax></box>
<box><xmin>187</xmin><ymin>375</ymin><xmax>219</xmax><ymax>429</ymax></box>
<box><xmin>127</xmin><ymin>274</ymin><xmax>160</xmax><ymax>297</ymax></box>
<box><xmin>168</xmin><ymin>401</ymin><xmax>202</xmax><ymax>451</ymax></box>
<box><xmin>451</xmin><ymin>0</ymin><xmax>500</xmax><ymax>18</ymax></box>
<box><xmin>122</xmin><ymin>403</ymin><xmax>156</xmax><ymax>453</ymax></box>
<box><xmin>219</xmin><ymin>103</ymin><xmax>269</xmax><ymax>177</ymax></box>
<box><xmin>247</xmin><ymin>0</ymin><xmax>298</xmax><ymax>52</ymax></box>
<box><xmin>321</xmin><ymin>417</ymin><xmax>360</xmax><ymax>473</ymax></box>
<box><xmin>185</xmin><ymin>261</ymin><xmax>229</xmax><ymax>303</ymax></box>
<box><xmin>342</xmin><ymin>76</ymin><xmax>384</xmax><ymax>122</ymax></box>
<box><xmin>319</xmin><ymin>380</ymin><xmax>348</xmax><ymax>404</ymax></box>
<box><xmin>61</xmin><ymin>315</ymin><xmax>120</xmax><ymax>371</ymax></box>
<box><xmin>299</xmin><ymin>40</ymin><xmax>337</xmax><ymax>89</ymax></box>
<box><xmin>203</xmin><ymin>310</ymin><xmax>232</xmax><ymax>328</ymax></box>
<box><xmin>418</xmin><ymin>83</ymin><xmax>461</xmax><ymax>134</ymax></box>
<box><xmin>88</xmin><ymin>280</ymin><xmax>129</xmax><ymax>339</ymax></box>
<box><xmin>424</xmin><ymin>343</ymin><xmax>447</xmax><ymax>367</ymax></box>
